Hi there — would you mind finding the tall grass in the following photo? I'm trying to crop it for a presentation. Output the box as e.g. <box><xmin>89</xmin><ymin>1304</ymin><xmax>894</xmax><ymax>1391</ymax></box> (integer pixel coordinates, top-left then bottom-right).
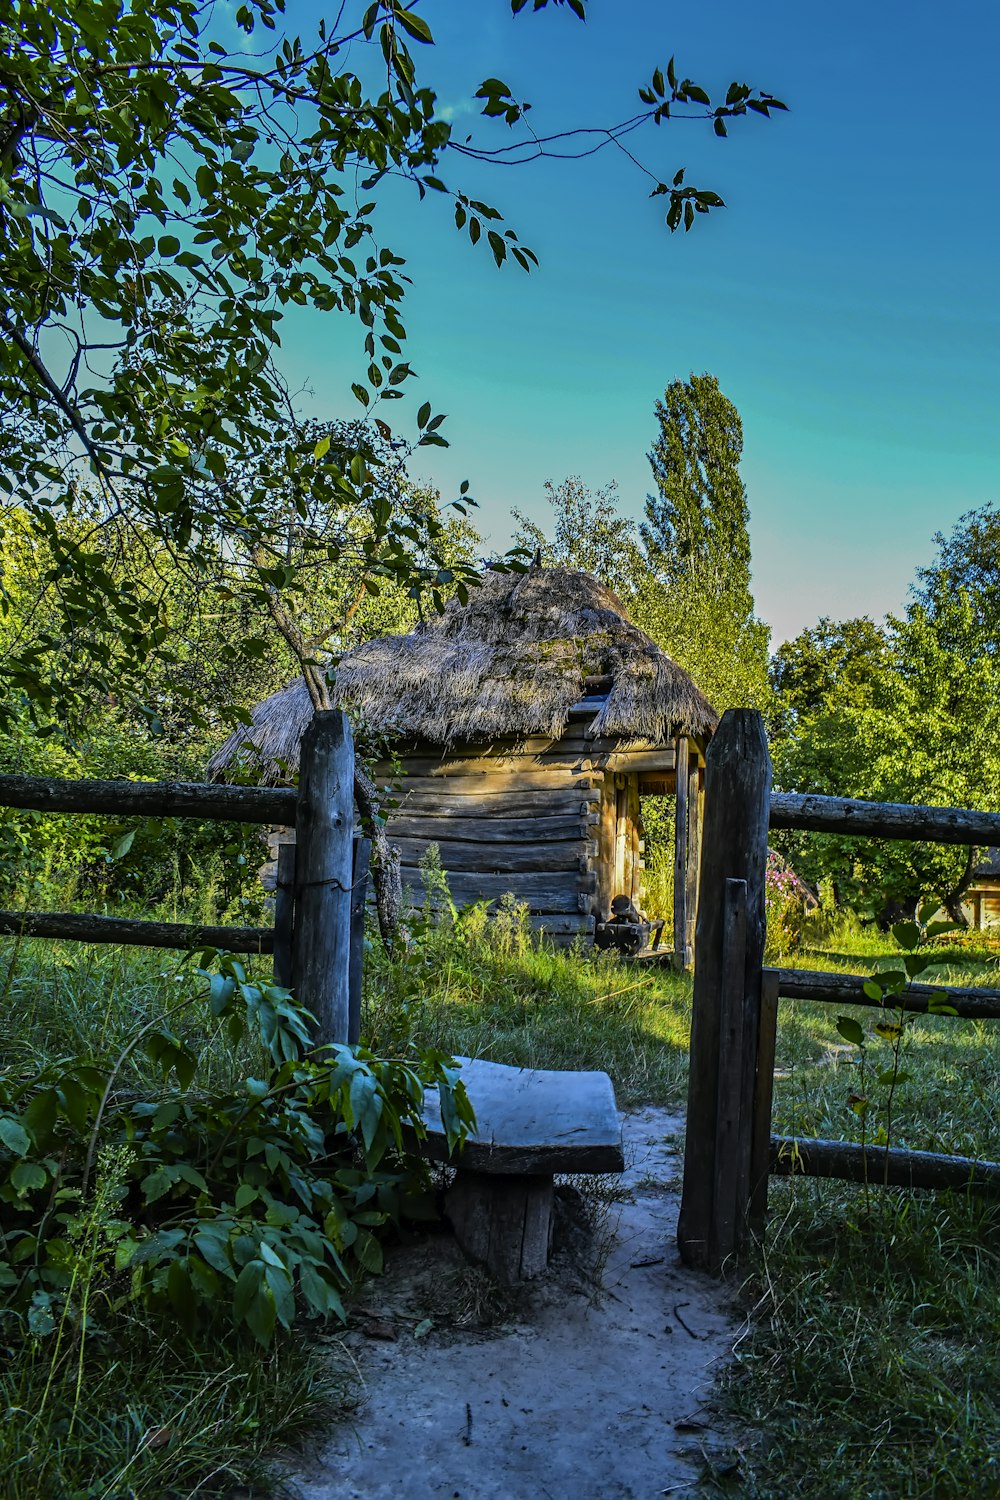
<box><xmin>363</xmin><ymin>900</ymin><xmax>693</xmax><ymax>1107</ymax></box>
<box><xmin>725</xmin><ymin>921</ymin><xmax>1000</xmax><ymax>1498</ymax></box>
<box><xmin>0</xmin><ymin>937</ymin><xmax>341</xmax><ymax>1498</ymax></box>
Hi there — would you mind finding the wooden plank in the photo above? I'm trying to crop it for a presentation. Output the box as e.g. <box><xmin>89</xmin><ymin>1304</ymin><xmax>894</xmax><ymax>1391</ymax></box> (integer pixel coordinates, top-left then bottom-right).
<box><xmin>684</xmin><ymin>757</ymin><xmax>701</xmax><ymax>962</ymax></box>
<box><xmin>0</xmin><ymin>910</ymin><xmax>272</xmax><ymax>952</ymax></box>
<box><xmin>770</xmin><ymin>791</ymin><xmax>1000</xmax><ymax>847</ymax></box>
<box><xmin>445</xmin><ymin>1171</ymin><xmax>554</xmax><ymax>1284</ymax></box>
<box><xmin>385</xmin><ymin>813</ymin><xmax>590</xmax><ymax>842</ymax></box>
<box><xmin>379</xmin><ymin>772</ymin><xmax>604</xmax><ymax>793</ymax></box>
<box><xmin>419</xmin><ymin>1057</ymin><xmax>625</xmax><ymax>1174</ymax></box>
<box><xmin>0</xmin><ymin>772</ymin><xmax>296</xmax><ymax>826</ymax></box>
<box><xmin>749</xmin><ymin>967</ymin><xmax>779</xmax><ymax>1236</ymax></box>
<box><xmin>348</xmin><ymin>836</ymin><xmax>371</xmax><ymax>1047</ymax></box>
<box><xmin>526</xmin><ymin>914</ymin><xmax>595</xmax><ymax>936</ymax></box>
<box><xmin>600</xmin><ymin>749</ymin><xmax>677</xmax><ymax>774</ymax></box>
<box><xmin>272</xmin><ymin>842</ymin><xmax>296</xmax><ymax>987</ymax></box>
<box><xmin>294</xmin><ymin>710</ymin><xmax>354</xmax><ymax>1047</ymax></box>
<box><xmin>770</xmin><ymin>1136</ymin><xmax>1000</xmax><ymax>1193</ymax></box>
<box><xmin>678</xmin><ymin>710</ymin><xmax>772</xmax><ymax>1274</ymax></box>
<box><xmin>391</xmin><ymin>837</ymin><xmax>590</xmax><ymax>874</ymax></box>
<box><xmin>673</xmin><ymin>736</ymin><xmax>689</xmax><ymax>968</ymax></box>
<box><xmin>387</xmin><ymin>789</ymin><xmax>600</xmax><ymax>818</ymax></box>
<box><xmin>710</xmin><ymin>879</ymin><xmax>748</xmax><ymax>1270</ymax></box>
<box><xmin>774</xmin><ymin>967</ymin><xmax>1000</xmax><ymax>1019</ymax></box>
<box><xmin>399</xmin><ymin>869</ymin><xmax>594</xmax><ymax>912</ymax></box>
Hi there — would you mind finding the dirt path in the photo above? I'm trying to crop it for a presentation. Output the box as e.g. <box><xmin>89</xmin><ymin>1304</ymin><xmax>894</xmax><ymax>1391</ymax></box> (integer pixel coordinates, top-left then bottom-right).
<box><xmin>286</xmin><ymin>1109</ymin><xmax>745</xmax><ymax>1500</ymax></box>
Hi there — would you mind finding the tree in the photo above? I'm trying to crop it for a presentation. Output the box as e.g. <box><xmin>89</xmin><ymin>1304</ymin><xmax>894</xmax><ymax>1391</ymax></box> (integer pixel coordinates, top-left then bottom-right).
<box><xmin>1</xmin><ymin>0</ymin><xmax>784</xmax><ymax>939</ymax></box>
<box><xmin>769</xmin><ymin>515</ymin><xmax>1000</xmax><ymax>921</ymax></box>
<box><xmin>1</xmin><ymin>1</ymin><xmax>784</xmax><ymax>730</ymax></box>
<box><xmin>636</xmin><ymin>373</ymin><xmax>771</xmax><ymax>711</ymax></box>
<box><xmin>511</xmin><ymin>477</ymin><xmax>647</xmax><ymax>605</ymax></box>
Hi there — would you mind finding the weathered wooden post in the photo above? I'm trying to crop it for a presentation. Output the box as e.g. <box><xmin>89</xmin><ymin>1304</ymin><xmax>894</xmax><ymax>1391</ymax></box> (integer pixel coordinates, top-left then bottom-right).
<box><xmin>293</xmin><ymin>711</ymin><xmax>354</xmax><ymax>1047</ymax></box>
<box><xmin>348</xmin><ymin>835</ymin><xmax>371</xmax><ymax>1046</ymax></box>
<box><xmin>272</xmin><ymin>841</ymin><xmax>296</xmax><ymax>990</ymax></box>
<box><xmin>673</xmin><ymin>735</ymin><xmax>690</xmax><ymax>969</ymax></box>
<box><xmin>678</xmin><ymin>709</ymin><xmax>771</xmax><ymax>1273</ymax></box>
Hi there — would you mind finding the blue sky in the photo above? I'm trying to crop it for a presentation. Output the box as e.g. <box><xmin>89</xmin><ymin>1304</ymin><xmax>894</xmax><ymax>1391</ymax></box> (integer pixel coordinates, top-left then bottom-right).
<box><xmin>280</xmin><ymin>1</ymin><xmax>1000</xmax><ymax>647</ymax></box>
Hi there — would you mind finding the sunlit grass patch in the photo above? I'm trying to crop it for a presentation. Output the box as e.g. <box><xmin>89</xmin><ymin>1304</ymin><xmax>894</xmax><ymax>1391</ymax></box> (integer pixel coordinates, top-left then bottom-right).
<box><xmin>364</xmin><ymin>922</ymin><xmax>693</xmax><ymax>1107</ymax></box>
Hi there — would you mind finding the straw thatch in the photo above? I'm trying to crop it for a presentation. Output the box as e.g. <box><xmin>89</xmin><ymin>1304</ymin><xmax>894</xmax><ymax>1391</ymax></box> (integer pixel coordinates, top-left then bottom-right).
<box><xmin>208</xmin><ymin>566</ymin><xmax>717</xmax><ymax>780</ymax></box>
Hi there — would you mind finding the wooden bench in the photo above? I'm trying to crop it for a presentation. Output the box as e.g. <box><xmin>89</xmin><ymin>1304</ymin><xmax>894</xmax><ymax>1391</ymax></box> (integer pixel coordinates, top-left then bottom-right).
<box><xmin>419</xmin><ymin>1057</ymin><xmax>624</xmax><ymax>1284</ymax></box>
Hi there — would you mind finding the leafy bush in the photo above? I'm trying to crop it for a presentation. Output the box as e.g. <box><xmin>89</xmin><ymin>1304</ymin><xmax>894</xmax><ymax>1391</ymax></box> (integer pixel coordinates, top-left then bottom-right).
<box><xmin>0</xmin><ymin>952</ymin><xmax>472</xmax><ymax>1352</ymax></box>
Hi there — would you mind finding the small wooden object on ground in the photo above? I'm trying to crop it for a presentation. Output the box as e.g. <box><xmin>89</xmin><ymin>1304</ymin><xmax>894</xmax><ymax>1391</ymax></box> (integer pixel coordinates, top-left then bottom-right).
<box><xmin>419</xmin><ymin>1057</ymin><xmax>624</xmax><ymax>1284</ymax></box>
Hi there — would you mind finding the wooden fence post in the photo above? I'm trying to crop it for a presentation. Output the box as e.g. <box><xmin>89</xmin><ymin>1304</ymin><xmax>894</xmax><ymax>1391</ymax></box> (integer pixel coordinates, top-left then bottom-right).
<box><xmin>293</xmin><ymin>710</ymin><xmax>354</xmax><ymax>1047</ymax></box>
<box><xmin>749</xmin><ymin>966</ymin><xmax>780</xmax><ymax>1236</ymax></box>
<box><xmin>678</xmin><ymin>709</ymin><xmax>771</xmax><ymax>1273</ymax></box>
<box><xmin>272</xmin><ymin>841</ymin><xmax>296</xmax><ymax>990</ymax></box>
<box><xmin>673</xmin><ymin>735</ymin><xmax>689</xmax><ymax>969</ymax></box>
<box><xmin>348</xmin><ymin>835</ymin><xmax>371</xmax><ymax>1046</ymax></box>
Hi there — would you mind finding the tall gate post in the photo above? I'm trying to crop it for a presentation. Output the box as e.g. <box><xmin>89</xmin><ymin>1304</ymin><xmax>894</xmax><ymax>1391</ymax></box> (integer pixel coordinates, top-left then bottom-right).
<box><xmin>678</xmin><ymin>709</ymin><xmax>771</xmax><ymax>1273</ymax></box>
<box><xmin>293</xmin><ymin>710</ymin><xmax>355</xmax><ymax>1047</ymax></box>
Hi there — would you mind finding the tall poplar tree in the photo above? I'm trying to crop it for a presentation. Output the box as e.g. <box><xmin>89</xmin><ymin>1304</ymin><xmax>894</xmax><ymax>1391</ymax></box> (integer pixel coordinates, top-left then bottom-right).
<box><xmin>635</xmin><ymin>373</ymin><xmax>770</xmax><ymax>711</ymax></box>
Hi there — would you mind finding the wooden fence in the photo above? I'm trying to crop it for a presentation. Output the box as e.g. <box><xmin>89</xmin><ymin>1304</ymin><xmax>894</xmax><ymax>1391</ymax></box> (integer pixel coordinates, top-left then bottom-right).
<box><xmin>0</xmin><ymin>709</ymin><xmax>369</xmax><ymax>1047</ymax></box>
<box><xmin>678</xmin><ymin>708</ymin><xmax>1000</xmax><ymax>1274</ymax></box>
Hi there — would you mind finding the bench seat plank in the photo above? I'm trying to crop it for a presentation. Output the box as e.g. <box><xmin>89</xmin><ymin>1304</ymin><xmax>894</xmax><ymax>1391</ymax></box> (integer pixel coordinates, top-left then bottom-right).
<box><xmin>420</xmin><ymin>1057</ymin><xmax>624</xmax><ymax>1176</ymax></box>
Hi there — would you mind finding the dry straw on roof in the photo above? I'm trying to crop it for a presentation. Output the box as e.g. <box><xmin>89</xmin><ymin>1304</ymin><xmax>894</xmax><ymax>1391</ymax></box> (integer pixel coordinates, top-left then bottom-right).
<box><xmin>208</xmin><ymin>567</ymin><xmax>717</xmax><ymax>779</ymax></box>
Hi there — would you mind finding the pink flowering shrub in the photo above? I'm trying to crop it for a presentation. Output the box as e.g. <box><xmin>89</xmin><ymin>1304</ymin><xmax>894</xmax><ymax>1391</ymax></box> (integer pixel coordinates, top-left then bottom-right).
<box><xmin>764</xmin><ymin>852</ymin><xmax>808</xmax><ymax>959</ymax></box>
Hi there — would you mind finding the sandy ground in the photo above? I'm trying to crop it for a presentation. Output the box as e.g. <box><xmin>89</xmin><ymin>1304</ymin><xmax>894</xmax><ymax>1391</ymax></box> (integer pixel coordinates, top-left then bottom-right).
<box><xmin>284</xmin><ymin>1109</ymin><xmax>745</xmax><ymax>1500</ymax></box>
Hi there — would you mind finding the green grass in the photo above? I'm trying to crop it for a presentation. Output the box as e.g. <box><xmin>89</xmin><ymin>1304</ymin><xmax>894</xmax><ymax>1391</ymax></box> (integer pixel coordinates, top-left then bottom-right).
<box><xmin>0</xmin><ymin>938</ymin><xmax>342</xmax><ymax>1499</ymax></box>
<box><xmin>8</xmin><ymin>909</ymin><xmax>1000</xmax><ymax>1498</ymax></box>
<box><xmin>725</xmin><ymin>920</ymin><xmax>1000</xmax><ymax>1499</ymax></box>
<box><xmin>363</xmin><ymin>915</ymin><xmax>693</xmax><ymax>1108</ymax></box>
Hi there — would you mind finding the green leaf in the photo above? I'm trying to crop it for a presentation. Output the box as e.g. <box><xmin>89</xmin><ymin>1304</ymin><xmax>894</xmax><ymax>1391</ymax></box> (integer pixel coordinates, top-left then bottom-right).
<box><xmin>11</xmin><ymin>1160</ymin><xmax>47</xmax><ymax>1194</ymax></box>
<box><xmin>111</xmin><ymin>830</ymin><xmax>135</xmax><ymax>860</ymax></box>
<box><xmin>395</xmin><ymin>8</ymin><xmax>433</xmax><ymax>43</ymax></box>
<box><xmin>0</xmin><ymin>1115</ymin><xmax>31</xmax><ymax>1158</ymax></box>
<box><xmin>836</xmin><ymin>1016</ymin><xmax>865</xmax><ymax>1046</ymax></box>
<box><xmin>891</xmin><ymin>921</ymin><xmax>921</xmax><ymax>952</ymax></box>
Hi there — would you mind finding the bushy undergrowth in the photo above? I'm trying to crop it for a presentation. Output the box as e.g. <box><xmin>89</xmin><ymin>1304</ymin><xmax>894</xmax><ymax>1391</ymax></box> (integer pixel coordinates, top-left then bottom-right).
<box><xmin>1</xmin><ymin>937</ymin><xmax>471</xmax><ymax>1496</ymax></box>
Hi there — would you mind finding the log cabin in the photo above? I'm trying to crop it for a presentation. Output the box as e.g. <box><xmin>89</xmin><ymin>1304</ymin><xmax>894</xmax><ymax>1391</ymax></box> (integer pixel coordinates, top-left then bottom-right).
<box><xmin>208</xmin><ymin>566</ymin><xmax>717</xmax><ymax>963</ymax></box>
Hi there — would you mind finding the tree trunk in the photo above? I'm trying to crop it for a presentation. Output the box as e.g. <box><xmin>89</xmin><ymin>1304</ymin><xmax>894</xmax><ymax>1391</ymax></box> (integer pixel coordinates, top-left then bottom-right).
<box><xmin>943</xmin><ymin>845</ymin><xmax>976</xmax><ymax>927</ymax></box>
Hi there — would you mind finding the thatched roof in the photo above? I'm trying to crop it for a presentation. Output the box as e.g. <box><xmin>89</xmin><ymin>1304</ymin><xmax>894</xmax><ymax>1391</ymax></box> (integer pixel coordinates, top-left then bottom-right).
<box><xmin>208</xmin><ymin>566</ymin><xmax>717</xmax><ymax>780</ymax></box>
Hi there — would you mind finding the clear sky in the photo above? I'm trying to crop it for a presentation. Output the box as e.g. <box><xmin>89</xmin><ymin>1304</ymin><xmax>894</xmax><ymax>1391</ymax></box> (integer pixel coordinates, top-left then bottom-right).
<box><xmin>278</xmin><ymin>1</ymin><xmax>1000</xmax><ymax>648</ymax></box>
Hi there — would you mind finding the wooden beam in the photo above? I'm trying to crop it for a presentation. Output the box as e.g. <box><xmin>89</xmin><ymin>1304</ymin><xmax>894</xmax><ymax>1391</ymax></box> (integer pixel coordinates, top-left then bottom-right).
<box><xmin>385</xmin><ymin>813</ymin><xmax>590</xmax><ymax>843</ymax></box>
<box><xmin>773</xmin><ymin>966</ymin><xmax>1000</xmax><ymax>1019</ymax></box>
<box><xmin>272</xmin><ymin>842</ymin><xmax>296</xmax><ymax>987</ymax></box>
<box><xmin>770</xmin><ymin>791</ymin><xmax>1000</xmax><ymax>847</ymax></box>
<box><xmin>710</xmin><ymin>878</ymin><xmax>749</xmax><ymax>1268</ymax></box>
<box><xmin>770</xmin><ymin>1136</ymin><xmax>1000</xmax><ymax>1193</ymax></box>
<box><xmin>749</xmin><ymin>967</ymin><xmax>780</xmax><ymax>1236</ymax></box>
<box><xmin>294</xmin><ymin>710</ymin><xmax>354</xmax><ymax>1047</ymax></box>
<box><xmin>0</xmin><ymin>910</ymin><xmax>272</xmax><ymax>952</ymax></box>
<box><xmin>673</xmin><ymin>736</ymin><xmax>689</xmax><ymax>968</ymax></box>
<box><xmin>348</xmin><ymin>836</ymin><xmax>371</xmax><ymax>1047</ymax></box>
<box><xmin>678</xmin><ymin>710</ymin><xmax>772</xmax><ymax>1273</ymax></box>
<box><xmin>0</xmin><ymin>772</ymin><xmax>295</xmax><ymax>826</ymax></box>
<box><xmin>684</xmin><ymin>755</ymin><xmax>701</xmax><ymax>963</ymax></box>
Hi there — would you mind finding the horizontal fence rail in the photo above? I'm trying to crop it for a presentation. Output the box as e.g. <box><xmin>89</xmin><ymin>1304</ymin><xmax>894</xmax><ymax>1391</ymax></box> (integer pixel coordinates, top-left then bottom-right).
<box><xmin>770</xmin><ymin>1137</ymin><xmax>1000</xmax><ymax>1194</ymax></box>
<box><xmin>770</xmin><ymin>790</ymin><xmax>1000</xmax><ymax>846</ymax></box>
<box><xmin>0</xmin><ymin>772</ymin><xmax>297</xmax><ymax>826</ymax></box>
<box><xmin>0</xmin><ymin>910</ymin><xmax>273</xmax><ymax>953</ymax></box>
<box><xmin>0</xmin><ymin>714</ymin><xmax>366</xmax><ymax>1047</ymax></box>
<box><xmin>772</xmin><ymin>967</ymin><xmax>1000</xmax><ymax>1020</ymax></box>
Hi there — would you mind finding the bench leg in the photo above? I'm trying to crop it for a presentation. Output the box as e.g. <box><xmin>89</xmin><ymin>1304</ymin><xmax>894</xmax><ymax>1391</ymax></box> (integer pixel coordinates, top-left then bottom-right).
<box><xmin>445</xmin><ymin>1170</ymin><xmax>554</xmax><ymax>1284</ymax></box>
